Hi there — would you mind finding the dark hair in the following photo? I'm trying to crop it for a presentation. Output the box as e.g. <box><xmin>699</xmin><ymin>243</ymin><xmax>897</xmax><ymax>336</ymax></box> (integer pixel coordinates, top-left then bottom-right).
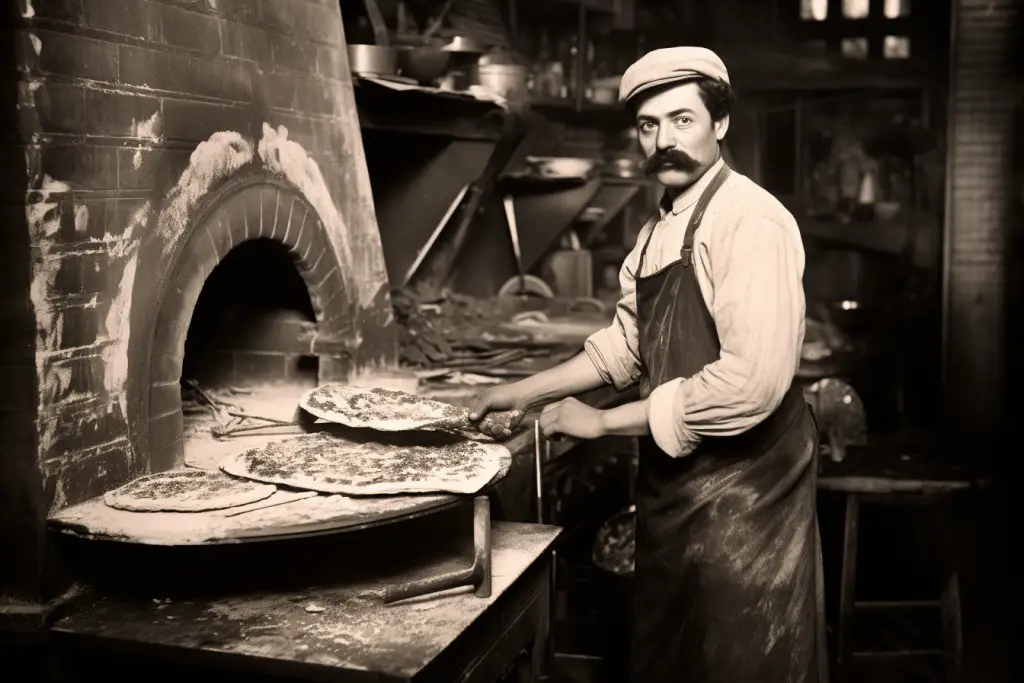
<box><xmin>694</xmin><ymin>77</ymin><xmax>735</xmax><ymax>122</ymax></box>
<box><xmin>628</xmin><ymin>77</ymin><xmax>736</xmax><ymax>123</ymax></box>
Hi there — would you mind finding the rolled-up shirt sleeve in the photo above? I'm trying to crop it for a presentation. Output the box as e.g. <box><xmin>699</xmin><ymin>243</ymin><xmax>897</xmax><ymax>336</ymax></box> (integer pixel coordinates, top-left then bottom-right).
<box><xmin>647</xmin><ymin>215</ymin><xmax>805</xmax><ymax>457</ymax></box>
<box><xmin>583</xmin><ymin>233</ymin><xmax>647</xmax><ymax>390</ymax></box>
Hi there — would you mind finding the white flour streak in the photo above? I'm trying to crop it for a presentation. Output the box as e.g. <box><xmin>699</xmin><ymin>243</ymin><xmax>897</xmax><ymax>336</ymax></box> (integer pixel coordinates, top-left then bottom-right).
<box><xmin>133</xmin><ymin>111</ymin><xmax>162</xmax><ymax>141</ymax></box>
<box><xmin>27</xmin><ymin>175</ymin><xmax>71</xmax><ymax>406</ymax></box>
<box><xmin>103</xmin><ymin>202</ymin><xmax>148</xmax><ymax>407</ymax></box>
<box><xmin>257</xmin><ymin>123</ymin><xmax>383</xmax><ymax>309</ymax></box>
<box><xmin>73</xmin><ymin>203</ymin><xmax>88</xmax><ymax>233</ymax></box>
<box><xmin>131</xmin><ymin>111</ymin><xmax>163</xmax><ymax>169</ymax></box>
<box><xmin>156</xmin><ymin>131</ymin><xmax>255</xmax><ymax>251</ymax></box>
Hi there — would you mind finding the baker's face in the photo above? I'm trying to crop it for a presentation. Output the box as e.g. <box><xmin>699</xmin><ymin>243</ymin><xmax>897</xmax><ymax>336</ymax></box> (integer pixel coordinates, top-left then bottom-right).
<box><xmin>635</xmin><ymin>82</ymin><xmax>729</xmax><ymax>189</ymax></box>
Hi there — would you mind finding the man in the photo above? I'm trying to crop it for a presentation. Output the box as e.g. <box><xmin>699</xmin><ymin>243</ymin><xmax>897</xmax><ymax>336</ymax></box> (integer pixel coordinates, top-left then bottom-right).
<box><xmin>470</xmin><ymin>47</ymin><xmax>827</xmax><ymax>682</ymax></box>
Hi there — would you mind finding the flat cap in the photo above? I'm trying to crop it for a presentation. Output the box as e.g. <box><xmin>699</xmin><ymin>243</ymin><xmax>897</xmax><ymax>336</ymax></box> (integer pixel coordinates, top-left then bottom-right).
<box><xmin>619</xmin><ymin>47</ymin><xmax>730</xmax><ymax>104</ymax></box>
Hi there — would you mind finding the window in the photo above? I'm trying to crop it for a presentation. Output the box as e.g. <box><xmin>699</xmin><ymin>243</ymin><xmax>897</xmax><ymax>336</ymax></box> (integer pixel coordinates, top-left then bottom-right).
<box><xmin>803</xmin><ymin>40</ymin><xmax>828</xmax><ymax>55</ymax></box>
<box><xmin>884</xmin><ymin>0</ymin><xmax>910</xmax><ymax>18</ymax></box>
<box><xmin>883</xmin><ymin>36</ymin><xmax>911</xmax><ymax>59</ymax></box>
<box><xmin>842</xmin><ymin>0</ymin><xmax>870</xmax><ymax>19</ymax></box>
<box><xmin>800</xmin><ymin>0</ymin><xmax>828</xmax><ymax>21</ymax></box>
<box><xmin>800</xmin><ymin>0</ymin><xmax>913</xmax><ymax>61</ymax></box>
<box><xmin>841</xmin><ymin>38</ymin><xmax>869</xmax><ymax>59</ymax></box>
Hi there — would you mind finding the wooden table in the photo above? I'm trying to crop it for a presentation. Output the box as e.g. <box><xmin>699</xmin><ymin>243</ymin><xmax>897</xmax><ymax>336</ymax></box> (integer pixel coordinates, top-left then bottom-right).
<box><xmin>49</xmin><ymin>520</ymin><xmax>561</xmax><ymax>683</ymax></box>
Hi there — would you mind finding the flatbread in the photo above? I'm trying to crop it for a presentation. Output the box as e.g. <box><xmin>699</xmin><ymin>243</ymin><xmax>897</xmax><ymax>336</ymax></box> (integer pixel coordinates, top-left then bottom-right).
<box><xmin>219</xmin><ymin>431</ymin><xmax>507</xmax><ymax>496</ymax></box>
<box><xmin>104</xmin><ymin>469</ymin><xmax>277</xmax><ymax>513</ymax></box>
<box><xmin>300</xmin><ymin>385</ymin><xmax>468</xmax><ymax>432</ymax></box>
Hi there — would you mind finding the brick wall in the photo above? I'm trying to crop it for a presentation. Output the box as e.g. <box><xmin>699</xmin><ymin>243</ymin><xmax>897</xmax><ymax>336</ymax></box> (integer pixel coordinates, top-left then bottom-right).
<box><xmin>0</xmin><ymin>0</ymin><xmax>396</xmax><ymax>610</ymax></box>
<box><xmin>943</xmin><ymin>0</ymin><xmax>1019</xmax><ymax>438</ymax></box>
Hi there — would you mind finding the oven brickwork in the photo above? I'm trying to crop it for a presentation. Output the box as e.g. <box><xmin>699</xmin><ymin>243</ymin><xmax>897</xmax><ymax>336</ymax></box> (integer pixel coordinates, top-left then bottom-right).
<box><xmin>0</xmin><ymin>0</ymin><xmax>394</xmax><ymax>609</ymax></box>
<box><xmin>148</xmin><ymin>180</ymin><xmax>344</xmax><ymax>472</ymax></box>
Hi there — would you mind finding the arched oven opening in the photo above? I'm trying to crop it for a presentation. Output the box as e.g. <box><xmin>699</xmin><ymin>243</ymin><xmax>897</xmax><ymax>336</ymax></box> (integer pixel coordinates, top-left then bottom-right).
<box><xmin>182</xmin><ymin>238</ymin><xmax>319</xmax><ymax>388</ymax></box>
<box><xmin>145</xmin><ymin>180</ymin><xmax>351</xmax><ymax>473</ymax></box>
<box><xmin>180</xmin><ymin>238</ymin><xmax>321</xmax><ymax>467</ymax></box>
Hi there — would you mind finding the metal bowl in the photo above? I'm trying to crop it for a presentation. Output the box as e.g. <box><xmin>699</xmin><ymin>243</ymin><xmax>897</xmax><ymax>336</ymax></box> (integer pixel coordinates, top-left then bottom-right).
<box><xmin>398</xmin><ymin>46</ymin><xmax>451</xmax><ymax>84</ymax></box>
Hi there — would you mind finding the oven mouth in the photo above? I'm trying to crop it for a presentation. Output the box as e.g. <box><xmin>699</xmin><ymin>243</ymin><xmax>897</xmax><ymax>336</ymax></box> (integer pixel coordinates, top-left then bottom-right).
<box><xmin>143</xmin><ymin>179</ymin><xmax>351</xmax><ymax>473</ymax></box>
<box><xmin>179</xmin><ymin>237</ymin><xmax>320</xmax><ymax>469</ymax></box>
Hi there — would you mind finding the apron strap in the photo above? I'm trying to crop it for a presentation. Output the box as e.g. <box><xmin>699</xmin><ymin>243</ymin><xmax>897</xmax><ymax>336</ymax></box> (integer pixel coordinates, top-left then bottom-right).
<box><xmin>681</xmin><ymin>164</ymin><xmax>732</xmax><ymax>267</ymax></box>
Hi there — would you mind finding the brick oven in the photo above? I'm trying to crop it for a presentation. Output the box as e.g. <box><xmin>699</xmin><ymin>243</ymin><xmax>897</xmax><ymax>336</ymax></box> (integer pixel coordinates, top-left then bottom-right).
<box><xmin>0</xmin><ymin>0</ymin><xmax>396</xmax><ymax>625</ymax></box>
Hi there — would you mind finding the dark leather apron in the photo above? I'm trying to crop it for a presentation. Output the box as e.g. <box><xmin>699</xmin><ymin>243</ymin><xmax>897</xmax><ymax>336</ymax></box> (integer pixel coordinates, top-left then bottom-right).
<box><xmin>630</xmin><ymin>164</ymin><xmax>828</xmax><ymax>683</ymax></box>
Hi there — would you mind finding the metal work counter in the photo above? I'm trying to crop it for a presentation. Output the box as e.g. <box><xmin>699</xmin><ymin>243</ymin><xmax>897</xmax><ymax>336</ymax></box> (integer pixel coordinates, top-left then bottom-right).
<box><xmin>50</xmin><ymin>519</ymin><xmax>561</xmax><ymax>683</ymax></box>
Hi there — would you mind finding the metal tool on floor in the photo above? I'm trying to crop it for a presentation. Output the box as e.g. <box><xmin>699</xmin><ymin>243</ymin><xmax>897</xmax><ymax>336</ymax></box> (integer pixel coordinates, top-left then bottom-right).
<box><xmin>383</xmin><ymin>495</ymin><xmax>493</xmax><ymax>603</ymax></box>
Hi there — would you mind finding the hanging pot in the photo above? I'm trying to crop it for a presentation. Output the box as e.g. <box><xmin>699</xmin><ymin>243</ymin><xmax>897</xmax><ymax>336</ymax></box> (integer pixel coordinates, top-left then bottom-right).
<box><xmin>348</xmin><ymin>0</ymin><xmax>397</xmax><ymax>77</ymax></box>
<box><xmin>348</xmin><ymin>44</ymin><xmax>399</xmax><ymax>77</ymax></box>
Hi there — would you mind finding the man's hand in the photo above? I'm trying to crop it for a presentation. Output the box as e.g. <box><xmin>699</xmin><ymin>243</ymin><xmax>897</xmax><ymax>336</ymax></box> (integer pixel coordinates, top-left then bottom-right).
<box><xmin>468</xmin><ymin>385</ymin><xmax>525</xmax><ymax>440</ymax></box>
<box><xmin>539</xmin><ymin>397</ymin><xmax>606</xmax><ymax>441</ymax></box>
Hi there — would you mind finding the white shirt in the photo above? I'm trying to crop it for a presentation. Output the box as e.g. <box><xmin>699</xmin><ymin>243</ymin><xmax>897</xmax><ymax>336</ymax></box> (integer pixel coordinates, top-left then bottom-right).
<box><xmin>584</xmin><ymin>159</ymin><xmax>806</xmax><ymax>457</ymax></box>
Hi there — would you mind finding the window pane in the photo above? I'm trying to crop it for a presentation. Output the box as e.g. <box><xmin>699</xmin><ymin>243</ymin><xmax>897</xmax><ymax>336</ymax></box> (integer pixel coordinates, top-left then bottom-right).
<box><xmin>842</xmin><ymin>0</ymin><xmax>870</xmax><ymax>19</ymax></box>
<box><xmin>801</xmin><ymin>0</ymin><xmax>828</xmax><ymax>21</ymax></box>
<box><xmin>884</xmin><ymin>0</ymin><xmax>910</xmax><ymax>18</ymax></box>
<box><xmin>841</xmin><ymin>37</ymin><xmax>869</xmax><ymax>59</ymax></box>
<box><xmin>803</xmin><ymin>40</ymin><xmax>828</xmax><ymax>55</ymax></box>
<box><xmin>883</xmin><ymin>36</ymin><xmax>911</xmax><ymax>59</ymax></box>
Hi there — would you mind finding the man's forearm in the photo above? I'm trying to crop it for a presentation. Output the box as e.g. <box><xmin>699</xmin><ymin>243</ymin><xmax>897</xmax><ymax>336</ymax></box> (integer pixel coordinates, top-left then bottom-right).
<box><xmin>599</xmin><ymin>399</ymin><xmax>651</xmax><ymax>437</ymax></box>
<box><xmin>514</xmin><ymin>353</ymin><xmax>607</xmax><ymax>410</ymax></box>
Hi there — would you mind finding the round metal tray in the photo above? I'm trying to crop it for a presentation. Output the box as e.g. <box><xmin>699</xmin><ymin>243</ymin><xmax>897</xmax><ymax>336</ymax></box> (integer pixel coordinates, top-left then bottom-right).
<box><xmin>47</xmin><ymin>468</ymin><xmax>508</xmax><ymax>547</ymax></box>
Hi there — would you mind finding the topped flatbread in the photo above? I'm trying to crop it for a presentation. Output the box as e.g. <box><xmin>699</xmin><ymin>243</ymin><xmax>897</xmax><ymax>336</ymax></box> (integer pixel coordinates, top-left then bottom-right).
<box><xmin>219</xmin><ymin>431</ymin><xmax>507</xmax><ymax>496</ymax></box>
<box><xmin>104</xmin><ymin>469</ymin><xmax>277</xmax><ymax>513</ymax></box>
<box><xmin>300</xmin><ymin>384</ymin><xmax>524</xmax><ymax>438</ymax></box>
<box><xmin>300</xmin><ymin>385</ymin><xmax>469</xmax><ymax>432</ymax></box>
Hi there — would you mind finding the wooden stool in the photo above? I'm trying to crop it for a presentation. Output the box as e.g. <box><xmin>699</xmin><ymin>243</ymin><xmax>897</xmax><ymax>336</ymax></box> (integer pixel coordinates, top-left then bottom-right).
<box><xmin>818</xmin><ymin>451</ymin><xmax>983</xmax><ymax>683</ymax></box>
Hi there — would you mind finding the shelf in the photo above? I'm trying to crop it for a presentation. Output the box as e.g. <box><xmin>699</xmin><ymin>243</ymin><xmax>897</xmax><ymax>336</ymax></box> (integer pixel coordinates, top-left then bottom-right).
<box><xmin>531</xmin><ymin>97</ymin><xmax>622</xmax><ymax>112</ymax></box>
<box><xmin>353</xmin><ymin>76</ymin><xmax>507</xmax><ymax>140</ymax></box>
<box><xmin>798</xmin><ymin>212</ymin><xmax>937</xmax><ymax>258</ymax></box>
<box><xmin>516</xmin><ymin>0</ymin><xmax>617</xmax><ymax>19</ymax></box>
<box><xmin>530</xmin><ymin>97</ymin><xmax>630</xmax><ymax>126</ymax></box>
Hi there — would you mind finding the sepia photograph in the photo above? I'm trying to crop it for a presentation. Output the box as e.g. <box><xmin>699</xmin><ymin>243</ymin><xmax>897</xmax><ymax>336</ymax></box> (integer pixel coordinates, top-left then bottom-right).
<box><xmin>0</xmin><ymin>0</ymin><xmax>1015</xmax><ymax>681</ymax></box>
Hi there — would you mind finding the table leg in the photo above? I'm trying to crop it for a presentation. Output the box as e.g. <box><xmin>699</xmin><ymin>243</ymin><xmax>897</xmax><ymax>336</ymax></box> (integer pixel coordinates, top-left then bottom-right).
<box><xmin>835</xmin><ymin>494</ymin><xmax>860</xmax><ymax>683</ymax></box>
<box><xmin>935</xmin><ymin>501</ymin><xmax>963</xmax><ymax>683</ymax></box>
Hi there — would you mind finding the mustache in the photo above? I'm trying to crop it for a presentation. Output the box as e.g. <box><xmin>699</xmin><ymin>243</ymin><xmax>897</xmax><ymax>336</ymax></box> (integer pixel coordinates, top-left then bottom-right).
<box><xmin>642</xmin><ymin>149</ymin><xmax>701</xmax><ymax>175</ymax></box>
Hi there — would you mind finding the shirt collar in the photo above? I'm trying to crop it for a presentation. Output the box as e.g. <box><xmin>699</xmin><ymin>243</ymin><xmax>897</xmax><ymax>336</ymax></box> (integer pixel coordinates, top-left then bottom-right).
<box><xmin>658</xmin><ymin>157</ymin><xmax>727</xmax><ymax>218</ymax></box>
